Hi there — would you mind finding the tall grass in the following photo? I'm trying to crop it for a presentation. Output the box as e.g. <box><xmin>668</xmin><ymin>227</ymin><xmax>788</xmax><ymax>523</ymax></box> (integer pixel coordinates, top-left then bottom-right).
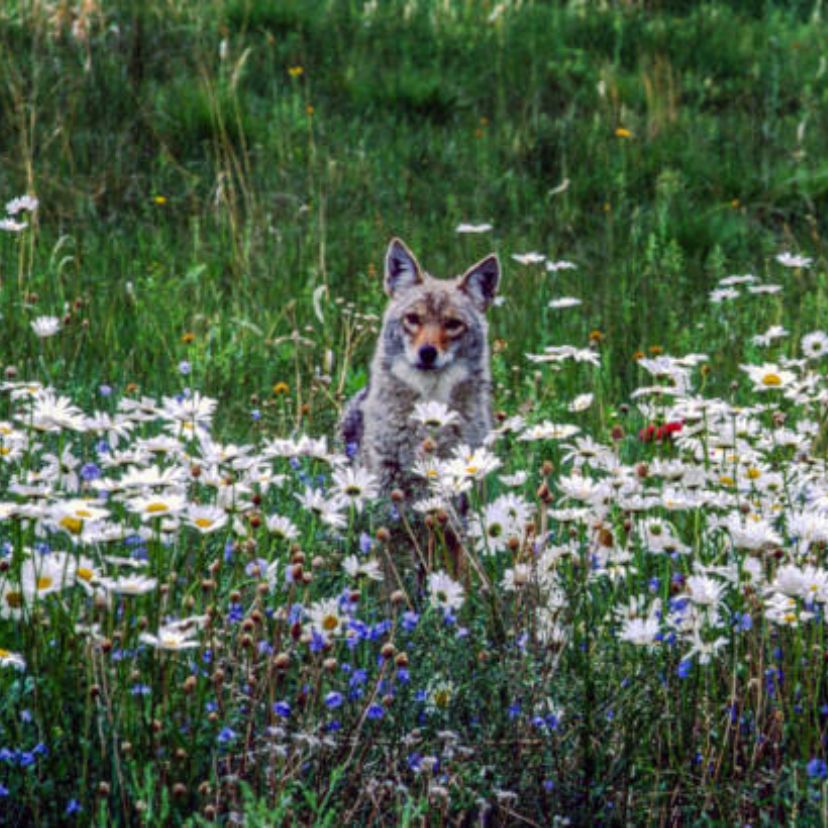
<box><xmin>1</xmin><ymin>0</ymin><xmax>826</xmax><ymax>423</ymax></box>
<box><xmin>0</xmin><ymin>1</ymin><xmax>828</xmax><ymax>824</ymax></box>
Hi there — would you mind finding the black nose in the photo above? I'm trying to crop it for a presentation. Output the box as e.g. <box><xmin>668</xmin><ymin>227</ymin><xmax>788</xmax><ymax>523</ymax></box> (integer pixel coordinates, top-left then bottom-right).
<box><xmin>418</xmin><ymin>345</ymin><xmax>438</xmax><ymax>366</ymax></box>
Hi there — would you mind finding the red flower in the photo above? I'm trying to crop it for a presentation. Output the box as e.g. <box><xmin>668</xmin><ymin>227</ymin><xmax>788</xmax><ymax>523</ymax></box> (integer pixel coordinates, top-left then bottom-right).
<box><xmin>639</xmin><ymin>421</ymin><xmax>683</xmax><ymax>443</ymax></box>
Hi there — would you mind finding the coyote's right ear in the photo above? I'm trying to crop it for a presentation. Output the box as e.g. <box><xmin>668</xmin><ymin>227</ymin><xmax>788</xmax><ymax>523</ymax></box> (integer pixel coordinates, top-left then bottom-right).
<box><xmin>385</xmin><ymin>238</ymin><xmax>423</xmax><ymax>297</ymax></box>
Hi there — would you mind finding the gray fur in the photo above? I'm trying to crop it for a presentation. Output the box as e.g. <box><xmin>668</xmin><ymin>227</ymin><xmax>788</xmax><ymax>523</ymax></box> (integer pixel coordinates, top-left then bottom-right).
<box><xmin>341</xmin><ymin>239</ymin><xmax>501</xmax><ymax>495</ymax></box>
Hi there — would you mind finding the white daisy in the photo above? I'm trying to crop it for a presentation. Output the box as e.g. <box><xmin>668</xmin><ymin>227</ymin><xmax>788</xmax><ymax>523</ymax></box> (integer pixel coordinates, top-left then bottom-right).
<box><xmin>31</xmin><ymin>316</ymin><xmax>61</xmax><ymax>338</ymax></box>
<box><xmin>776</xmin><ymin>251</ymin><xmax>812</xmax><ymax>268</ymax></box>
<box><xmin>455</xmin><ymin>222</ymin><xmax>493</xmax><ymax>234</ymax></box>
<box><xmin>427</xmin><ymin>570</ymin><xmax>465</xmax><ymax>612</ymax></box>
<box><xmin>548</xmin><ymin>297</ymin><xmax>581</xmax><ymax>309</ymax></box>
<box><xmin>802</xmin><ymin>331</ymin><xmax>828</xmax><ymax>360</ymax></box>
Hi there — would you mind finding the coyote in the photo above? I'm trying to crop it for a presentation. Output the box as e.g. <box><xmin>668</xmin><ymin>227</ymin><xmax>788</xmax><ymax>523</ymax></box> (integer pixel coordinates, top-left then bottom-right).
<box><xmin>341</xmin><ymin>237</ymin><xmax>501</xmax><ymax>494</ymax></box>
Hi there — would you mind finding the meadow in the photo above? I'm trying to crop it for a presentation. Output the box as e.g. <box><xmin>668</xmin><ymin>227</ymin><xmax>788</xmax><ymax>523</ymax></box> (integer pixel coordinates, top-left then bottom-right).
<box><xmin>1</xmin><ymin>0</ymin><xmax>828</xmax><ymax>824</ymax></box>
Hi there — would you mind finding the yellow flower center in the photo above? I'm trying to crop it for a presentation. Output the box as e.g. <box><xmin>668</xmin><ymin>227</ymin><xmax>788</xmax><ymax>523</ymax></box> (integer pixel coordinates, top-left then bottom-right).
<box><xmin>60</xmin><ymin>517</ymin><xmax>83</xmax><ymax>535</ymax></box>
<box><xmin>194</xmin><ymin>518</ymin><xmax>214</xmax><ymax>529</ymax></box>
<box><xmin>75</xmin><ymin>509</ymin><xmax>93</xmax><ymax>518</ymax></box>
<box><xmin>762</xmin><ymin>373</ymin><xmax>782</xmax><ymax>386</ymax></box>
<box><xmin>0</xmin><ymin>447</ymin><xmax>10</xmax><ymax>457</ymax></box>
<box><xmin>146</xmin><ymin>502</ymin><xmax>169</xmax><ymax>514</ymax></box>
<box><xmin>783</xmin><ymin>612</ymin><xmax>797</xmax><ymax>624</ymax></box>
<box><xmin>0</xmin><ymin>648</ymin><xmax>9</xmax><ymax>657</ymax></box>
<box><xmin>77</xmin><ymin>567</ymin><xmax>94</xmax><ymax>582</ymax></box>
<box><xmin>433</xmin><ymin>688</ymin><xmax>452</xmax><ymax>708</ymax></box>
<box><xmin>322</xmin><ymin>614</ymin><xmax>339</xmax><ymax>632</ymax></box>
<box><xmin>36</xmin><ymin>576</ymin><xmax>53</xmax><ymax>591</ymax></box>
<box><xmin>719</xmin><ymin>476</ymin><xmax>735</xmax><ymax>487</ymax></box>
<box><xmin>5</xmin><ymin>592</ymin><xmax>22</xmax><ymax>608</ymax></box>
<box><xmin>466</xmin><ymin>466</ymin><xmax>479</xmax><ymax>475</ymax></box>
<box><xmin>746</xmin><ymin>467</ymin><xmax>762</xmax><ymax>480</ymax></box>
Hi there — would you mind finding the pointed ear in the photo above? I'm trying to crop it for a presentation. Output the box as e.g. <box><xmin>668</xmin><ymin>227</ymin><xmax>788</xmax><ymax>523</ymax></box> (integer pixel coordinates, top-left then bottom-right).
<box><xmin>460</xmin><ymin>254</ymin><xmax>500</xmax><ymax>311</ymax></box>
<box><xmin>384</xmin><ymin>238</ymin><xmax>423</xmax><ymax>297</ymax></box>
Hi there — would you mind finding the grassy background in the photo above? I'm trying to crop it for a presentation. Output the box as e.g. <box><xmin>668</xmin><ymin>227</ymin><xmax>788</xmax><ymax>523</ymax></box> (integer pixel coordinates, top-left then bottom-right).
<box><xmin>1</xmin><ymin>0</ymin><xmax>827</xmax><ymax>433</ymax></box>
<box><xmin>2</xmin><ymin>3</ymin><xmax>828</xmax><ymax>824</ymax></box>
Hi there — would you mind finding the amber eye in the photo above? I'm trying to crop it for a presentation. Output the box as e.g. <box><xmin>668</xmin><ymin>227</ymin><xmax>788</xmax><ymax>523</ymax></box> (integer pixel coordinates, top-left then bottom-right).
<box><xmin>444</xmin><ymin>318</ymin><xmax>465</xmax><ymax>335</ymax></box>
<box><xmin>404</xmin><ymin>313</ymin><xmax>421</xmax><ymax>328</ymax></box>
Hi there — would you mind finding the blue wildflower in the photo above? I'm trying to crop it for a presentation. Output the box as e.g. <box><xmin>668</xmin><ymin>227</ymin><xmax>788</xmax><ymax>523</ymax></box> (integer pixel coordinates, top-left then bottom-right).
<box><xmin>808</xmin><ymin>758</ymin><xmax>828</xmax><ymax>780</ymax></box>
<box><xmin>349</xmin><ymin>669</ymin><xmax>367</xmax><ymax>688</ymax></box>
<box><xmin>81</xmin><ymin>463</ymin><xmax>101</xmax><ymax>482</ymax></box>
<box><xmin>65</xmin><ymin>799</ymin><xmax>82</xmax><ymax>815</ymax></box>
<box><xmin>324</xmin><ymin>692</ymin><xmax>343</xmax><ymax>709</ymax></box>
<box><xmin>366</xmin><ymin>704</ymin><xmax>385</xmax><ymax>720</ymax></box>
<box><xmin>273</xmin><ymin>701</ymin><xmax>291</xmax><ymax>718</ymax></box>
<box><xmin>217</xmin><ymin>727</ymin><xmax>236</xmax><ymax>745</ymax></box>
<box><xmin>402</xmin><ymin>611</ymin><xmax>419</xmax><ymax>632</ymax></box>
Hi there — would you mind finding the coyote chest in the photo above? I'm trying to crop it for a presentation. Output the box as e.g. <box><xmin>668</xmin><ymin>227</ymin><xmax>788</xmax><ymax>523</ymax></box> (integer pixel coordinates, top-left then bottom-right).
<box><xmin>341</xmin><ymin>238</ymin><xmax>501</xmax><ymax>495</ymax></box>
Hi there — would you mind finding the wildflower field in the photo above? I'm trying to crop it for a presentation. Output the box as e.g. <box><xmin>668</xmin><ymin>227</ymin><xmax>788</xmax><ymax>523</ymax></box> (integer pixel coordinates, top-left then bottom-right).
<box><xmin>2</xmin><ymin>0</ymin><xmax>828</xmax><ymax>824</ymax></box>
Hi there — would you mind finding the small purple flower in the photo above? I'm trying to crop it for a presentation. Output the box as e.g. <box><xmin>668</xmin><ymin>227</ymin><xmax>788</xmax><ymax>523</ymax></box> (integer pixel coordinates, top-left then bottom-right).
<box><xmin>324</xmin><ymin>692</ymin><xmax>343</xmax><ymax>709</ymax></box>
<box><xmin>273</xmin><ymin>700</ymin><xmax>291</xmax><ymax>718</ymax></box>
<box><xmin>251</xmin><ymin>409</ymin><xmax>261</xmax><ymax>421</ymax></box>
<box><xmin>178</xmin><ymin>360</ymin><xmax>192</xmax><ymax>376</ymax></box>
<box><xmin>366</xmin><ymin>704</ymin><xmax>385</xmax><ymax>720</ymax></box>
<box><xmin>808</xmin><ymin>758</ymin><xmax>828</xmax><ymax>780</ymax></box>
<box><xmin>81</xmin><ymin>462</ymin><xmax>101</xmax><ymax>481</ymax></box>
<box><xmin>402</xmin><ymin>611</ymin><xmax>419</xmax><ymax>633</ymax></box>
<box><xmin>65</xmin><ymin>799</ymin><xmax>82</xmax><ymax>815</ymax></box>
<box><xmin>217</xmin><ymin>727</ymin><xmax>236</xmax><ymax>745</ymax></box>
<box><xmin>98</xmin><ymin>384</ymin><xmax>113</xmax><ymax>397</ymax></box>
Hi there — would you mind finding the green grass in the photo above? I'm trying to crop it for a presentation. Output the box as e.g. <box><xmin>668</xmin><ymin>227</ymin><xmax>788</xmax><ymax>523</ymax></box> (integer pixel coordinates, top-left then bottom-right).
<box><xmin>1</xmin><ymin>1</ymin><xmax>828</xmax><ymax>824</ymax></box>
<box><xmin>1</xmin><ymin>0</ymin><xmax>827</xmax><ymax>429</ymax></box>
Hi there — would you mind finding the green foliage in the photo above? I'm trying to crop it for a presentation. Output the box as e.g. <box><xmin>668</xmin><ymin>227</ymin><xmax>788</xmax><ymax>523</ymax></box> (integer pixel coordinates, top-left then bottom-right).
<box><xmin>0</xmin><ymin>0</ymin><xmax>828</xmax><ymax>824</ymax></box>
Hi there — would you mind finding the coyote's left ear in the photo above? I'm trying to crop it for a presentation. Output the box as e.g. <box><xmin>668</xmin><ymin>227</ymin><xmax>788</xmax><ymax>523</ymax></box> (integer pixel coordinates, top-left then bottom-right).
<box><xmin>385</xmin><ymin>238</ymin><xmax>423</xmax><ymax>297</ymax></box>
<box><xmin>460</xmin><ymin>254</ymin><xmax>500</xmax><ymax>311</ymax></box>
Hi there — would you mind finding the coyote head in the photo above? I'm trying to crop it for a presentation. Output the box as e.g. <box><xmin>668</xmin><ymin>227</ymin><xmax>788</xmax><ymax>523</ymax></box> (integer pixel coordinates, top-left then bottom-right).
<box><xmin>380</xmin><ymin>238</ymin><xmax>500</xmax><ymax>381</ymax></box>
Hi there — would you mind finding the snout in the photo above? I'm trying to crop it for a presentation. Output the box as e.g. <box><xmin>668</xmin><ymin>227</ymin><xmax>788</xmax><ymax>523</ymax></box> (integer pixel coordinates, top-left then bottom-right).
<box><xmin>418</xmin><ymin>344</ymin><xmax>439</xmax><ymax>369</ymax></box>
